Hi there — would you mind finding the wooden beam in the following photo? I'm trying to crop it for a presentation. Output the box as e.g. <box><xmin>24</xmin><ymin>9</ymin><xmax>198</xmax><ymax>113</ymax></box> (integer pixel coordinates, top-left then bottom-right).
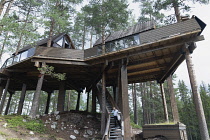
<box><xmin>160</xmin><ymin>82</ymin><xmax>169</xmax><ymax>123</ymax></box>
<box><xmin>0</xmin><ymin>78</ymin><xmax>10</xmax><ymax>114</ymax></box>
<box><xmin>17</xmin><ymin>83</ymin><xmax>27</xmax><ymax>115</ymax></box>
<box><xmin>5</xmin><ymin>91</ymin><xmax>14</xmax><ymax>115</ymax></box>
<box><xmin>45</xmin><ymin>91</ymin><xmax>52</xmax><ymax>114</ymax></box>
<box><xmin>121</xmin><ymin>59</ymin><xmax>131</xmax><ymax>139</ymax></box>
<box><xmin>31</xmin><ymin>58</ymin><xmax>89</xmax><ymax>66</ymax></box>
<box><xmin>101</xmin><ymin>64</ymin><xmax>106</xmax><ymax>135</ymax></box>
<box><xmin>57</xmin><ymin>81</ymin><xmax>66</xmax><ymax>112</ymax></box>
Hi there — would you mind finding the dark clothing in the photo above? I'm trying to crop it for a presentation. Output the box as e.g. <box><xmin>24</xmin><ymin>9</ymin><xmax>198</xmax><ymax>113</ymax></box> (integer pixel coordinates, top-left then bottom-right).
<box><xmin>114</xmin><ymin>116</ymin><xmax>121</xmax><ymax>128</ymax></box>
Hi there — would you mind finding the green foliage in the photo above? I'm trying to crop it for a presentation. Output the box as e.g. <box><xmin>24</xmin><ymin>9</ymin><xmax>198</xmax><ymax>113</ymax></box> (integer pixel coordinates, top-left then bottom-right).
<box><xmin>130</xmin><ymin>121</ymin><xmax>142</xmax><ymax>129</ymax></box>
<box><xmin>38</xmin><ymin>65</ymin><xmax>66</xmax><ymax>80</ymax></box>
<box><xmin>4</xmin><ymin>115</ymin><xmax>46</xmax><ymax>134</ymax></box>
<box><xmin>0</xmin><ymin>131</ymin><xmax>8</xmax><ymax>136</ymax></box>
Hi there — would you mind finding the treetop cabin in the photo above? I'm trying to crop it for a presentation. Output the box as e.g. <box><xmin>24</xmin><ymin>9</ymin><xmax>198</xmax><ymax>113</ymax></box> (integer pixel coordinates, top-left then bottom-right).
<box><xmin>0</xmin><ymin>16</ymin><xmax>208</xmax><ymax>140</ymax></box>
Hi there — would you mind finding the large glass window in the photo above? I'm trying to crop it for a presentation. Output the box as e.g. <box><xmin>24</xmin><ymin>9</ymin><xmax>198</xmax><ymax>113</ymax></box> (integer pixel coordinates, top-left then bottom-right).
<box><xmin>97</xmin><ymin>45</ymin><xmax>102</xmax><ymax>55</ymax></box>
<box><xmin>6</xmin><ymin>57</ymin><xmax>14</xmax><ymax>66</ymax></box>
<box><xmin>124</xmin><ymin>34</ymin><xmax>140</xmax><ymax>48</ymax></box>
<box><xmin>13</xmin><ymin>54</ymin><xmax>21</xmax><ymax>63</ymax></box>
<box><xmin>20</xmin><ymin>51</ymin><xmax>28</xmax><ymax>61</ymax></box>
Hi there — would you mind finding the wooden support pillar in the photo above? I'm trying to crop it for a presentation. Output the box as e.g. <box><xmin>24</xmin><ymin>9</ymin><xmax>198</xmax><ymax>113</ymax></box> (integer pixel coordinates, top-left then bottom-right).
<box><xmin>0</xmin><ymin>78</ymin><xmax>10</xmax><ymax>114</ymax></box>
<box><xmin>45</xmin><ymin>91</ymin><xmax>52</xmax><ymax>114</ymax></box>
<box><xmin>92</xmin><ymin>85</ymin><xmax>97</xmax><ymax>114</ymax></box>
<box><xmin>86</xmin><ymin>91</ymin><xmax>90</xmax><ymax>112</ymax></box>
<box><xmin>185</xmin><ymin>46</ymin><xmax>210</xmax><ymax>140</ymax></box>
<box><xmin>117</xmin><ymin>64</ymin><xmax>122</xmax><ymax>111</ymax></box>
<box><xmin>0</xmin><ymin>86</ymin><xmax>3</xmax><ymax>100</ymax></box>
<box><xmin>29</xmin><ymin>74</ymin><xmax>44</xmax><ymax>118</ymax></box>
<box><xmin>57</xmin><ymin>81</ymin><xmax>66</xmax><ymax>112</ymax></box>
<box><xmin>17</xmin><ymin>83</ymin><xmax>27</xmax><ymax>115</ymax></box>
<box><xmin>167</xmin><ymin>75</ymin><xmax>179</xmax><ymax>122</ymax></box>
<box><xmin>113</xmin><ymin>85</ymin><xmax>117</xmax><ymax>103</ymax></box>
<box><xmin>121</xmin><ymin>59</ymin><xmax>131</xmax><ymax>139</ymax></box>
<box><xmin>160</xmin><ymin>82</ymin><xmax>169</xmax><ymax>123</ymax></box>
<box><xmin>5</xmin><ymin>91</ymin><xmax>14</xmax><ymax>115</ymax></box>
<box><xmin>76</xmin><ymin>91</ymin><xmax>81</xmax><ymax>111</ymax></box>
<box><xmin>101</xmin><ymin>69</ymin><xmax>106</xmax><ymax>135</ymax></box>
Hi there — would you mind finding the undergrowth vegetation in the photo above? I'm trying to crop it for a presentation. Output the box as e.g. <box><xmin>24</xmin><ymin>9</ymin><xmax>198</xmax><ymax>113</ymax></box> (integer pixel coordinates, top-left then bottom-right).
<box><xmin>1</xmin><ymin>115</ymin><xmax>46</xmax><ymax>134</ymax></box>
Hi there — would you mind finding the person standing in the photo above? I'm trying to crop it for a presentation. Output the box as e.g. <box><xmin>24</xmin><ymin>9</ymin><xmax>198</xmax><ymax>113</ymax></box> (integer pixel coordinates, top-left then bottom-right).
<box><xmin>111</xmin><ymin>107</ymin><xmax>121</xmax><ymax>128</ymax></box>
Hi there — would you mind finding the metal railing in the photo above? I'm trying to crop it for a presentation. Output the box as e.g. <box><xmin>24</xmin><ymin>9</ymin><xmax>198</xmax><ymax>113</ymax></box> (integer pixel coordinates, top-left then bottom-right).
<box><xmin>1</xmin><ymin>47</ymin><xmax>35</xmax><ymax>69</ymax></box>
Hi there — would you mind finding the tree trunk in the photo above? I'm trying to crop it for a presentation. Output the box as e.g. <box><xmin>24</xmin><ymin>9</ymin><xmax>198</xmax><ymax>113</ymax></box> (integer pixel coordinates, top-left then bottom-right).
<box><xmin>172</xmin><ymin>0</ymin><xmax>181</xmax><ymax>22</ymax></box>
<box><xmin>149</xmin><ymin>81</ymin><xmax>155</xmax><ymax>124</ymax></box>
<box><xmin>132</xmin><ymin>83</ymin><xmax>138</xmax><ymax>124</ymax></box>
<box><xmin>0</xmin><ymin>85</ymin><xmax>3</xmax><ymax>99</ymax></box>
<box><xmin>160</xmin><ymin>83</ymin><xmax>169</xmax><ymax>123</ymax></box>
<box><xmin>3</xmin><ymin>0</ymin><xmax>14</xmax><ymax>17</ymax></box>
<box><xmin>82</xmin><ymin>25</ymin><xmax>86</xmax><ymax>50</ymax></box>
<box><xmin>0</xmin><ymin>0</ymin><xmax>7</xmax><ymax>17</ymax></box>
<box><xmin>0</xmin><ymin>78</ymin><xmax>10</xmax><ymax>114</ymax></box>
<box><xmin>66</xmin><ymin>91</ymin><xmax>71</xmax><ymax>111</ymax></box>
<box><xmin>101</xmin><ymin>26</ymin><xmax>106</xmax><ymax>54</ymax></box>
<box><xmin>17</xmin><ymin>83</ymin><xmax>27</xmax><ymax>115</ymax></box>
<box><xmin>185</xmin><ymin>45</ymin><xmax>209</xmax><ymax>140</ymax></box>
<box><xmin>29</xmin><ymin>74</ymin><xmax>44</xmax><ymax>118</ymax></box>
<box><xmin>47</xmin><ymin>18</ymin><xmax>55</xmax><ymax>47</ymax></box>
<box><xmin>0</xmin><ymin>32</ymin><xmax>8</xmax><ymax>60</ymax></box>
<box><xmin>167</xmin><ymin>75</ymin><xmax>179</xmax><ymax>122</ymax></box>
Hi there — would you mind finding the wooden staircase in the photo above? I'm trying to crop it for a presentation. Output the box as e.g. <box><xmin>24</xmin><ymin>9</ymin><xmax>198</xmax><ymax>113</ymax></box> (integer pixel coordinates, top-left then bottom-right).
<box><xmin>106</xmin><ymin>100</ymin><xmax>123</xmax><ymax>140</ymax></box>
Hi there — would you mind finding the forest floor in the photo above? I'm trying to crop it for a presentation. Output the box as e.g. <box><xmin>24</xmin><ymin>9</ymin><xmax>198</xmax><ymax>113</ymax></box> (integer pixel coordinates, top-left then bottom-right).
<box><xmin>0</xmin><ymin>111</ymin><xmax>101</xmax><ymax>140</ymax></box>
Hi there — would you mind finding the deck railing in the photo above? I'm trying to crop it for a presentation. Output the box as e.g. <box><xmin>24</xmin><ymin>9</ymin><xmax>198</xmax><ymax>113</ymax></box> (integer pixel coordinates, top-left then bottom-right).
<box><xmin>84</xmin><ymin>34</ymin><xmax>140</xmax><ymax>59</ymax></box>
<box><xmin>1</xmin><ymin>47</ymin><xmax>36</xmax><ymax>69</ymax></box>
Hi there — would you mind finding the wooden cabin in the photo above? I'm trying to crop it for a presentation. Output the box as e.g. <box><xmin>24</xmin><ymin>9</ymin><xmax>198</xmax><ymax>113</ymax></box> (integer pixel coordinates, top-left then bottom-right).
<box><xmin>0</xmin><ymin>16</ymin><xmax>208</xmax><ymax>140</ymax></box>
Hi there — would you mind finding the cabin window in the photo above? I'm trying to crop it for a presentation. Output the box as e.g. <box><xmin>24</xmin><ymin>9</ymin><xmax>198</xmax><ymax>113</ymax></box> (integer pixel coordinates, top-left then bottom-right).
<box><xmin>114</xmin><ymin>39</ymin><xmax>124</xmax><ymax>51</ymax></box>
<box><xmin>97</xmin><ymin>45</ymin><xmax>102</xmax><ymax>55</ymax></box>
<box><xmin>13</xmin><ymin>54</ymin><xmax>21</xmax><ymax>63</ymax></box>
<box><xmin>20</xmin><ymin>51</ymin><xmax>28</xmax><ymax>61</ymax></box>
<box><xmin>105</xmin><ymin>43</ymin><xmax>111</xmax><ymax>53</ymax></box>
<box><xmin>6</xmin><ymin>57</ymin><xmax>13</xmax><ymax>66</ymax></box>
<box><xmin>57</xmin><ymin>38</ymin><xmax>63</xmax><ymax>47</ymax></box>
<box><xmin>124</xmin><ymin>34</ymin><xmax>140</xmax><ymax>48</ymax></box>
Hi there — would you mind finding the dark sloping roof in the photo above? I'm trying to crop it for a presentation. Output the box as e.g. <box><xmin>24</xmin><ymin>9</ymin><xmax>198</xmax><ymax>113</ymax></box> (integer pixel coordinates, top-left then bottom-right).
<box><xmin>14</xmin><ymin>33</ymin><xmax>69</xmax><ymax>54</ymax></box>
<box><xmin>94</xmin><ymin>20</ymin><xmax>155</xmax><ymax>46</ymax></box>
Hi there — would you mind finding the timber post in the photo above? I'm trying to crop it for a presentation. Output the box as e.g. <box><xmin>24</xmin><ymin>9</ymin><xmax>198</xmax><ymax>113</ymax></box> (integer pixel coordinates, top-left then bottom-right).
<box><xmin>5</xmin><ymin>91</ymin><xmax>14</xmax><ymax>115</ymax></box>
<box><xmin>57</xmin><ymin>80</ymin><xmax>66</xmax><ymax>112</ymax></box>
<box><xmin>185</xmin><ymin>44</ymin><xmax>210</xmax><ymax>140</ymax></box>
<box><xmin>167</xmin><ymin>75</ymin><xmax>179</xmax><ymax>122</ymax></box>
<box><xmin>17</xmin><ymin>83</ymin><xmax>27</xmax><ymax>115</ymax></box>
<box><xmin>160</xmin><ymin>82</ymin><xmax>169</xmax><ymax>123</ymax></box>
<box><xmin>0</xmin><ymin>85</ymin><xmax>3</xmax><ymax>99</ymax></box>
<box><xmin>101</xmin><ymin>64</ymin><xmax>106</xmax><ymax>135</ymax></box>
<box><xmin>121</xmin><ymin>59</ymin><xmax>131</xmax><ymax>139</ymax></box>
<box><xmin>91</xmin><ymin>85</ymin><xmax>97</xmax><ymax>114</ymax></box>
<box><xmin>29</xmin><ymin>73</ymin><xmax>45</xmax><ymax>118</ymax></box>
<box><xmin>76</xmin><ymin>90</ymin><xmax>81</xmax><ymax>111</ymax></box>
<box><xmin>86</xmin><ymin>91</ymin><xmax>90</xmax><ymax>112</ymax></box>
<box><xmin>45</xmin><ymin>91</ymin><xmax>52</xmax><ymax>114</ymax></box>
<box><xmin>0</xmin><ymin>78</ymin><xmax>10</xmax><ymax>114</ymax></box>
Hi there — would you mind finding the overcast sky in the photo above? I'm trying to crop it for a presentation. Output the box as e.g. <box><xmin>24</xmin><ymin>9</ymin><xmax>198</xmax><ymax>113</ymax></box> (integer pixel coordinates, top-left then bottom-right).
<box><xmin>129</xmin><ymin>2</ymin><xmax>210</xmax><ymax>88</ymax></box>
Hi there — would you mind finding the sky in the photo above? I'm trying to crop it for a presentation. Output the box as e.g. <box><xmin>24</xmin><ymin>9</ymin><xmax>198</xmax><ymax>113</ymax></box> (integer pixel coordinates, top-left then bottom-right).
<box><xmin>129</xmin><ymin>2</ymin><xmax>210</xmax><ymax>88</ymax></box>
